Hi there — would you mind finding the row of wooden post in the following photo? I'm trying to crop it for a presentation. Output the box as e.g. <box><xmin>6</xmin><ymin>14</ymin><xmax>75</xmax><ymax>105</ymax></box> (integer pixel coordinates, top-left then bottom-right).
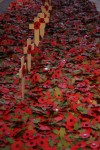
<box><xmin>18</xmin><ymin>0</ymin><xmax>52</xmax><ymax>99</ymax></box>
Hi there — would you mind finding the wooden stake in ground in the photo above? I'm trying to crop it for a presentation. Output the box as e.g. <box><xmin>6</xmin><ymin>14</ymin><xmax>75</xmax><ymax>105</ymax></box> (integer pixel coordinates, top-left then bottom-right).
<box><xmin>45</xmin><ymin>0</ymin><xmax>52</xmax><ymax>5</ymax></box>
<box><xmin>27</xmin><ymin>43</ymin><xmax>34</xmax><ymax>72</ymax></box>
<box><xmin>41</xmin><ymin>2</ymin><xmax>52</xmax><ymax>13</ymax></box>
<box><xmin>19</xmin><ymin>56</ymin><xmax>26</xmax><ymax>99</ymax></box>
<box><xmin>29</xmin><ymin>17</ymin><xmax>40</xmax><ymax>47</ymax></box>
<box><xmin>23</xmin><ymin>39</ymin><xmax>34</xmax><ymax>72</ymax></box>
<box><xmin>38</xmin><ymin>13</ymin><xmax>49</xmax><ymax>38</ymax></box>
<box><xmin>49</xmin><ymin>0</ymin><xmax>51</xmax><ymax>5</ymax></box>
<box><xmin>41</xmin><ymin>7</ymin><xmax>51</xmax><ymax>17</ymax></box>
<box><xmin>24</xmin><ymin>38</ymin><xmax>32</xmax><ymax>54</ymax></box>
<box><xmin>42</xmin><ymin>0</ymin><xmax>51</xmax><ymax>5</ymax></box>
<box><xmin>38</xmin><ymin>12</ymin><xmax>50</xmax><ymax>20</ymax></box>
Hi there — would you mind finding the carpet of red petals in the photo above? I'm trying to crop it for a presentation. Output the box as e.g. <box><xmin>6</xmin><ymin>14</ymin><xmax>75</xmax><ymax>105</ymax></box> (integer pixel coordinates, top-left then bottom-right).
<box><xmin>0</xmin><ymin>0</ymin><xmax>100</xmax><ymax>149</ymax></box>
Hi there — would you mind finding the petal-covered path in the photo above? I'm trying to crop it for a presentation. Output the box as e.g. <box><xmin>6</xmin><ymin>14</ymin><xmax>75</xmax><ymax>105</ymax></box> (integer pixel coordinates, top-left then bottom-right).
<box><xmin>0</xmin><ymin>0</ymin><xmax>100</xmax><ymax>150</ymax></box>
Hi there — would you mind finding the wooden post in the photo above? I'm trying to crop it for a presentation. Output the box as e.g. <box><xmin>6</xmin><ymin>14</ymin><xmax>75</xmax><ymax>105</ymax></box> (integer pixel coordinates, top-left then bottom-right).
<box><xmin>27</xmin><ymin>43</ymin><xmax>34</xmax><ymax>72</ymax></box>
<box><xmin>38</xmin><ymin>13</ymin><xmax>49</xmax><ymax>38</ymax></box>
<box><xmin>23</xmin><ymin>38</ymin><xmax>34</xmax><ymax>72</ymax></box>
<box><xmin>41</xmin><ymin>2</ymin><xmax>52</xmax><ymax>14</ymax></box>
<box><xmin>24</xmin><ymin>38</ymin><xmax>32</xmax><ymax>54</ymax></box>
<box><xmin>29</xmin><ymin>17</ymin><xmax>40</xmax><ymax>47</ymax></box>
<box><xmin>19</xmin><ymin>56</ymin><xmax>26</xmax><ymax>99</ymax></box>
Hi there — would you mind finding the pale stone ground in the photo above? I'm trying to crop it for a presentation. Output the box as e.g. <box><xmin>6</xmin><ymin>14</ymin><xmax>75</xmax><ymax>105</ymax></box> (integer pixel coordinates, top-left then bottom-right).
<box><xmin>0</xmin><ymin>0</ymin><xmax>15</xmax><ymax>13</ymax></box>
<box><xmin>89</xmin><ymin>0</ymin><xmax>100</xmax><ymax>12</ymax></box>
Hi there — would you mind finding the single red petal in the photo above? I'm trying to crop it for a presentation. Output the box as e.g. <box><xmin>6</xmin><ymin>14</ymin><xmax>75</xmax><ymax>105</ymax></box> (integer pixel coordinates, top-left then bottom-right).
<box><xmin>39</xmin><ymin>124</ymin><xmax>51</xmax><ymax>130</ymax></box>
<box><xmin>54</xmin><ymin>116</ymin><xmax>63</xmax><ymax>122</ymax></box>
<box><xmin>2</xmin><ymin>87</ymin><xmax>9</xmax><ymax>94</ymax></box>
